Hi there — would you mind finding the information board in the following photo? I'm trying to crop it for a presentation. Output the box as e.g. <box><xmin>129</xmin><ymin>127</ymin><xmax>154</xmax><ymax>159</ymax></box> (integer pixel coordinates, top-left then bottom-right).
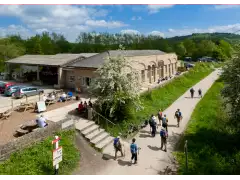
<box><xmin>37</xmin><ymin>101</ymin><xmax>46</xmax><ymax>112</ymax></box>
<box><xmin>53</xmin><ymin>146</ymin><xmax>63</xmax><ymax>166</ymax></box>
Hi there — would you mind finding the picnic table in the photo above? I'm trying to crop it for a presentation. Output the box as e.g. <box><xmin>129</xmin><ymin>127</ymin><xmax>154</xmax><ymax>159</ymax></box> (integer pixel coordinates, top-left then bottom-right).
<box><xmin>20</xmin><ymin>120</ymin><xmax>38</xmax><ymax>131</ymax></box>
<box><xmin>14</xmin><ymin>120</ymin><xmax>39</xmax><ymax>137</ymax></box>
<box><xmin>0</xmin><ymin>109</ymin><xmax>13</xmax><ymax>120</ymax></box>
<box><xmin>45</xmin><ymin>98</ymin><xmax>57</xmax><ymax>106</ymax></box>
<box><xmin>17</xmin><ymin>102</ymin><xmax>35</xmax><ymax>112</ymax></box>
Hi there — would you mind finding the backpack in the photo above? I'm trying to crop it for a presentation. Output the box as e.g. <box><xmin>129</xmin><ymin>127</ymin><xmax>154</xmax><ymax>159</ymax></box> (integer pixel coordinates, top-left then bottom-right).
<box><xmin>175</xmin><ymin>111</ymin><xmax>180</xmax><ymax>118</ymax></box>
<box><xmin>160</xmin><ymin>130</ymin><xmax>165</xmax><ymax>137</ymax></box>
<box><xmin>130</xmin><ymin>143</ymin><xmax>137</xmax><ymax>153</ymax></box>
<box><xmin>113</xmin><ymin>138</ymin><xmax>120</xmax><ymax>148</ymax></box>
<box><xmin>162</xmin><ymin>117</ymin><xmax>167</xmax><ymax>124</ymax></box>
<box><xmin>149</xmin><ymin>118</ymin><xmax>153</xmax><ymax>126</ymax></box>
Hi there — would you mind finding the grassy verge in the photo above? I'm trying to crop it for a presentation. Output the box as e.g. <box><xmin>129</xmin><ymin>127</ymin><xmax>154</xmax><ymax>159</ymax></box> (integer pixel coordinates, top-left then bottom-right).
<box><xmin>174</xmin><ymin>79</ymin><xmax>240</xmax><ymax>174</ymax></box>
<box><xmin>107</xmin><ymin>62</ymin><xmax>219</xmax><ymax>136</ymax></box>
<box><xmin>0</xmin><ymin>130</ymin><xmax>80</xmax><ymax>175</ymax></box>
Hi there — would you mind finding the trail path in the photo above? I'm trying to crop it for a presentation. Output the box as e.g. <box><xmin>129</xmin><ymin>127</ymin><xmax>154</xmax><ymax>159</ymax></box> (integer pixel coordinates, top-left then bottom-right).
<box><xmin>96</xmin><ymin>69</ymin><xmax>220</xmax><ymax>175</ymax></box>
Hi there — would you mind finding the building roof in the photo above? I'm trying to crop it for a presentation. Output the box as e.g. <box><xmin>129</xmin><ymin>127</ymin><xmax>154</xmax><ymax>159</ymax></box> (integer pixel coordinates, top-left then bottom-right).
<box><xmin>68</xmin><ymin>50</ymin><xmax>166</xmax><ymax>68</ymax></box>
<box><xmin>6</xmin><ymin>53</ymin><xmax>98</xmax><ymax>67</ymax></box>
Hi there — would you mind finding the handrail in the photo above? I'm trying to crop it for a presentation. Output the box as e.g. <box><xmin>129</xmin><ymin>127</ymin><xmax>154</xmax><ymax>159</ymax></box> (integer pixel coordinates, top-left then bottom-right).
<box><xmin>92</xmin><ymin>108</ymin><xmax>116</xmax><ymax>126</ymax></box>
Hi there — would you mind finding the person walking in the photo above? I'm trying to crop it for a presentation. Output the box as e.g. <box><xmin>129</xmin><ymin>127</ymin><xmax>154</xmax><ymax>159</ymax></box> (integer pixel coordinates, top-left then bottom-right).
<box><xmin>174</xmin><ymin>109</ymin><xmax>183</xmax><ymax>127</ymax></box>
<box><xmin>160</xmin><ymin>127</ymin><xmax>168</xmax><ymax>152</ymax></box>
<box><xmin>162</xmin><ymin>114</ymin><xmax>168</xmax><ymax>132</ymax></box>
<box><xmin>149</xmin><ymin>114</ymin><xmax>155</xmax><ymax>133</ymax></box>
<box><xmin>151</xmin><ymin>119</ymin><xmax>157</xmax><ymax>137</ymax></box>
<box><xmin>190</xmin><ymin>88</ymin><xmax>195</xmax><ymax>98</ymax></box>
<box><xmin>130</xmin><ymin>138</ymin><xmax>138</xmax><ymax>164</ymax></box>
<box><xmin>157</xmin><ymin>109</ymin><xmax>163</xmax><ymax>126</ymax></box>
<box><xmin>198</xmin><ymin>88</ymin><xmax>202</xmax><ymax>98</ymax></box>
<box><xmin>113</xmin><ymin>136</ymin><xmax>124</xmax><ymax>160</ymax></box>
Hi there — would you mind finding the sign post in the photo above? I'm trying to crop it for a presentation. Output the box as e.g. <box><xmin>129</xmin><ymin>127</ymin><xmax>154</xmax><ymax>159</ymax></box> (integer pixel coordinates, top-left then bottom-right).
<box><xmin>52</xmin><ymin>136</ymin><xmax>62</xmax><ymax>175</ymax></box>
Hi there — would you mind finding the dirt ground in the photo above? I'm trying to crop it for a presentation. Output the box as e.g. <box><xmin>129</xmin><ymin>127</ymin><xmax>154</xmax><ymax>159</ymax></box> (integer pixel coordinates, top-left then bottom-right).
<box><xmin>0</xmin><ymin>100</ymin><xmax>77</xmax><ymax>145</ymax></box>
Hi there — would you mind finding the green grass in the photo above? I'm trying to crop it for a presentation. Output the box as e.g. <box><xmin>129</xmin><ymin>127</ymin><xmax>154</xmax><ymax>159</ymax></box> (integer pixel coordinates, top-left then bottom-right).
<box><xmin>107</xmin><ymin>62</ymin><xmax>219</xmax><ymax>137</ymax></box>
<box><xmin>0</xmin><ymin>130</ymin><xmax>80</xmax><ymax>175</ymax></box>
<box><xmin>175</xmin><ymin>79</ymin><xmax>240</xmax><ymax>174</ymax></box>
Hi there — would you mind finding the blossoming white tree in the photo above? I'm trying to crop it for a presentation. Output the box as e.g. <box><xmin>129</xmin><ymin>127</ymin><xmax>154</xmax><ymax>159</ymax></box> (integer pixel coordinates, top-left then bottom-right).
<box><xmin>89</xmin><ymin>45</ymin><xmax>142</xmax><ymax>121</ymax></box>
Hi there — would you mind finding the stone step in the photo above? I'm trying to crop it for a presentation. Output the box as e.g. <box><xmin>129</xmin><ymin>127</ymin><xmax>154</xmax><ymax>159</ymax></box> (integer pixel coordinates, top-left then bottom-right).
<box><xmin>90</xmin><ymin>132</ymin><xmax>110</xmax><ymax>145</ymax></box>
<box><xmin>75</xmin><ymin>119</ymin><xmax>95</xmax><ymax>132</ymax></box>
<box><xmin>85</xmin><ymin>128</ymin><xmax>105</xmax><ymax>141</ymax></box>
<box><xmin>95</xmin><ymin>136</ymin><xmax>114</xmax><ymax>150</ymax></box>
<box><xmin>81</xmin><ymin>124</ymin><xmax>100</xmax><ymax>136</ymax></box>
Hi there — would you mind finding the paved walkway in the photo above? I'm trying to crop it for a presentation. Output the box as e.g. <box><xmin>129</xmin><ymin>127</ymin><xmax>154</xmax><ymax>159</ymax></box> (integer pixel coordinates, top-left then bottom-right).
<box><xmin>96</xmin><ymin>69</ymin><xmax>220</xmax><ymax>175</ymax></box>
<box><xmin>43</xmin><ymin>96</ymin><xmax>92</xmax><ymax>122</ymax></box>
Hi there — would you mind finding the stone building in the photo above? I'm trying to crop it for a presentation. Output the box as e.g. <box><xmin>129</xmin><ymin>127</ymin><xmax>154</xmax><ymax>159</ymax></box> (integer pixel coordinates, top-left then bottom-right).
<box><xmin>66</xmin><ymin>50</ymin><xmax>178</xmax><ymax>92</ymax></box>
<box><xmin>5</xmin><ymin>50</ymin><xmax>178</xmax><ymax>92</ymax></box>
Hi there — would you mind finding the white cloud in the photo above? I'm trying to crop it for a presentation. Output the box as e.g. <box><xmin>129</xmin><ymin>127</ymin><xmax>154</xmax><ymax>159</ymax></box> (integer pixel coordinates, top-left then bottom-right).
<box><xmin>131</xmin><ymin>16</ymin><xmax>142</xmax><ymax>21</ymax></box>
<box><xmin>121</xmin><ymin>29</ymin><xmax>140</xmax><ymax>35</ymax></box>
<box><xmin>147</xmin><ymin>5</ymin><xmax>174</xmax><ymax>14</ymax></box>
<box><xmin>214</xmin><ymin>5</ymin><xmax>240</xmax><ymax>10</ymax></box>
<box><xmin>149</xmin><ymin>31</ymin><xmax>165</xmax><ymax>37</ymax></box>
<box><xmin>168</xmin><ymin>28</ymin><xmax>175</xmax><ymax>33</ymax></box>
<box><xmin>0</xmin><ymin>25</ymin><xmax>32</xmax><ymax>39</ymax></box>
<box><xmin>86</xmin><ymin>20</ymin><xmax>127</xmax><ymax>28</ymax></box>
<box><xmin>164</xmin><ymin>23</ymin><xmax>240</xmax><ymax>37</ymax></box>
<box><xmin>0</xmin><ymin>5</ymin><xmax>126</xmax><ymax>42</ymax></box>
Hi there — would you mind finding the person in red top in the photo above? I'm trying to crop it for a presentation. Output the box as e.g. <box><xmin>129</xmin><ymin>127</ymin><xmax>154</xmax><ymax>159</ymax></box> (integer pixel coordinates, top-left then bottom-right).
<box><xmin>78</xmin><ymin>102</ymin><xmax>84</xmax><ymax>113</ymax></box>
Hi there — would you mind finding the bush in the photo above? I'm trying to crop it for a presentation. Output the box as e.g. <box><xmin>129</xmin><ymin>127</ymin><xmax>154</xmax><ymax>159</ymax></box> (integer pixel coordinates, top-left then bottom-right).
<box><xmin>107</xmin><ymin>62</ymin><xmax>218</xmax><ymax>136</ymax></box>
<box><xmin>178</xmin><ymin>67</ymin><xmax>187</xmax><ymax>72</ymax></box>
<box><xmin>0</xmin><ymin>130</ymin><xmax>80</xmax><ymax>175</ymax></box>
<box><xmin>175</xmin><ymin>80</ymin><xmax>240</xmax><ymax>174</ymax></box>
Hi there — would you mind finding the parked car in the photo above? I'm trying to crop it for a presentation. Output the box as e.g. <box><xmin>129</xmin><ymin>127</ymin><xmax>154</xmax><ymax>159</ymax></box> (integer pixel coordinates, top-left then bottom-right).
<box><xmin>0</xmin><ymin>81</ymin><xmax>16</xmax><ymax>94</ymax></box>
<box><xmin>14</xmin><ymin>86</ymin><xmax>44</xmax><ymax>98</ymax></box>
<box><xmin>184</xmin><ymin>63</ymin><xmax>195</xmax><ymax>68</ymax></box>
<box><xmin>4</xmin><ymin>85</ymin><xmax>23</xmax><ymax>97</ymax></box>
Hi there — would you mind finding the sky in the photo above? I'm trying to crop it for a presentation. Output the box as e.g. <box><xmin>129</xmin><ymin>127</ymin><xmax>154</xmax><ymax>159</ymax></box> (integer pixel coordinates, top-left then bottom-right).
<box><xmin>1</xmin><ymin>4</ymin><xmax>240</xmax><ymax>42</ymax></box>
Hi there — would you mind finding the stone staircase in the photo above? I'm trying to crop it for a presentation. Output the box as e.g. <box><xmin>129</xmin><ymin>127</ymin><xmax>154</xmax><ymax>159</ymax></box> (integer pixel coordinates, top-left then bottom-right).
<box><xmin>75</xmin><ymin>118</ymin><xmax>115</xmax><ymax>151</ymax></box>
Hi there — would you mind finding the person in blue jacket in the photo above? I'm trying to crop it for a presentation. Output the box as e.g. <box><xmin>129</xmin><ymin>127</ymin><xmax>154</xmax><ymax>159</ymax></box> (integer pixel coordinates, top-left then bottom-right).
<box><xmin>130</xmin><ymin>138</ymin><xmax>138</xmax><ymax>164</ymax></box>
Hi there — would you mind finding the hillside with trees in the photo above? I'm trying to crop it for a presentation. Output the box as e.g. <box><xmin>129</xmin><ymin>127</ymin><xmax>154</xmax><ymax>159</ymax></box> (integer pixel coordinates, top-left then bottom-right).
<box><xmin>0</xmin><ymin>32</ymin><xmax>238</xmax><ymax>71</ymax></box>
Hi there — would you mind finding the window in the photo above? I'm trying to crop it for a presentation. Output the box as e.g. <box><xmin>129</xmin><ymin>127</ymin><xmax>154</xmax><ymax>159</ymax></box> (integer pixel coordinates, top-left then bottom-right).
<box><xmin>141</xmin><ymin>70</ymin><xmax>145</xmax><ymax>82</ymax></box>
<box><xmin>78</xmin><ymin>76</ymin><xmax>84</xmax><ymax>85</ymax></box>
<box><xmin>23</xmin><ymin>88</ymin><xmax>30</xmax><ymax>92</ymax></box>
<box><xmin>69</xmin><ymin>76</ymin><xmax>75</xmax><ymax>82</ymax></box>
<box><xmin>85</xmin><ymin>77</ymin><xmax>91</xmax><ymax>86</ymax></box>
<box><xmin>30</xmin><ymin>88</ymin><xmax>37</xmax><ymax>91</ymax></box>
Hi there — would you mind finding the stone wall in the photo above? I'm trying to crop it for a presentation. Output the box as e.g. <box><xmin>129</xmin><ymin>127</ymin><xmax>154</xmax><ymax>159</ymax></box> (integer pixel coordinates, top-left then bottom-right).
<box><xmin>0</xmin><ymin>118</ymin><xmax>75</xmax><ymax>161</ymax></box>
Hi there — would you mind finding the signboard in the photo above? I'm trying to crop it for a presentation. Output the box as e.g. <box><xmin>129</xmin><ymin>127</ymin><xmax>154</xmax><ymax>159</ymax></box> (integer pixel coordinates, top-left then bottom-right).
<box><xmin>37</xmin><ymin>101</ymin><xmax>46</xmax><ymax>113</ymax></box>
<box><xmin>52</xmin><ymin>146</ymin><xmax>62</xmax><ymax>166</ymax></box>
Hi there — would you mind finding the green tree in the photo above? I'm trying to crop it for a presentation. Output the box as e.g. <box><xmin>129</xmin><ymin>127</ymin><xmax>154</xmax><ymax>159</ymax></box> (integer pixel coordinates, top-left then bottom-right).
<box><xmin>175</xmin><ymin>42</ymin><xmax>186</xmax><ymax>58</ymax></box>
<box><xmin>0</xmin><ymin>38</ymin><xmax>25</xmax><ymax>71</ymax></box>
<box><xmin>183</xmin><ymin>39</ymin><xmax>196</xmax><ymax>57</ymax></box>
<box><xmin>32</xmin><ymin>36</ymin><xmax>43</xmax><ymax>54</ymax></box>
<box><xmin>218</xmin><ymin>40</ymin><xmax>232</xmax><ymax>58</ymax></box>
<box><xmin>40</xmin><ymin>32</ymin><xmax>54</xmax><ymax>54</ymax></box>
<box><xmin>193</xmin><ymin>40</ymin><xmax>217</xmax><ymax>59</ymax></box>
<box><xmin>221</xmin><ymin>44</ymin><xmax>240</xmax><ymax>127</ymax></box>
<box><xmin>88</xmin><ymin>45</ymin><xmax>142</xmax><ymax>121</ymax></box>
